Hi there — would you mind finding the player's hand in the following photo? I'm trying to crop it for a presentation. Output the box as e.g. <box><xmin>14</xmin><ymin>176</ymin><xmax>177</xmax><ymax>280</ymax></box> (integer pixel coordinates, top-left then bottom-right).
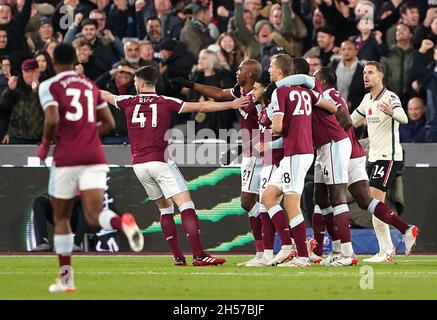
<box><xmin>378</xmin><ymin>100</ymin><xmax>393</xmax><ymax>116</ymax></box>
<box><xmin>135</xmin><ymin>0</ymin><xmax>146</xmax><ymax>12</ymax></box>
<box><xmin>419</xmin><ymin>39</ymin><xmax>434</xmax><ymax>54</ymax></box>
<box><xmin>8</xmin><ymin>76</ymin><xmax>18</xmax><ymax>91</ymax></box>
<box><xmin>171</xmin><ymin>77</ymin><xmax>194</xmax><ymax>89</ymax></box>
<box><xmin>220</xmin><ymin>145</ymin><xmax>243</xmax><ymax>166</ymax></box>
<box><xmin>232</xmin><ymin>96</ymin><xmax>251</xmax><ymax>109</ymax></box>
<box><xmin>36</xmin><ymin>138</ymin><xmax>50</xmax><ymax>161</ymax></box>
<box><xmin>253</xmin><ymin>141</ymin><xmax>268</xmax><ymax>153</ymax></box>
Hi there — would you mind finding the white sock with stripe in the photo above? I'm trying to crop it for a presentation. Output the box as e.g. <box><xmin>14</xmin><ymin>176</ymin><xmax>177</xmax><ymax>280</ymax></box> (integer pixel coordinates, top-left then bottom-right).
<box><xmin>372</xmin><ymin>215</ymin><xmax>393</xmax><ymax>253</ymax></box>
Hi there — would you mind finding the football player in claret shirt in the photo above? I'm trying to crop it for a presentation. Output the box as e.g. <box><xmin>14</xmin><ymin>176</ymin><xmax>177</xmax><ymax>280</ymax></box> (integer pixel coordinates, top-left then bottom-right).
<box><xmin>261</xmin><ymin>55</ymin><xmax>338</xmax><ymax>267</ymax></box>
<box><xmin>37</xmin><ymin>43</ymin><xmax>144</xmax><ymax>293</ymax></box>
<box><xmin>173</xmin><ymin>59</ymin><xmax>268</xmax><ymax>267</ymax></box>
<box><xmin>311</xmin><ymin>67</ymin><xmax>418</xmax><ymax>265</ymax></box>
<box><xmin>100</xmin><ymin>65</ymin><xmax>250</xmax><ymax>266</ymax></box>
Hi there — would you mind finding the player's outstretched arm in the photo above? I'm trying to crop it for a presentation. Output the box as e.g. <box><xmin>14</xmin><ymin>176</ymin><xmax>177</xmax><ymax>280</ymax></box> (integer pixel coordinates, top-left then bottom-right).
<box><xmin>180</xmin><ymin>96</ymin><xmax>251</xmax><ymax>113</ymax></box>
<box><xmin>335</xmin><ymin>106</ymin><xmax>353</xmax><ymax>130</ymax></box>
<box><xmin>100</xmin><ymin>90</ymin><xmax>117</xmax><ymax>106</ymax></box>
<box><xmin>316</xmin><ymin>98</ymin><xmax>337</xmax><ymax>113</ymax></box>
<box><xmin>172</xmin><ymin>77</ymin><xmax>234</xmax><ymax>101</ymax></box>
<box><xmin>97</xmin><ymin>107</ymin><xmax>116</xmax><ymax>136</ymax></box>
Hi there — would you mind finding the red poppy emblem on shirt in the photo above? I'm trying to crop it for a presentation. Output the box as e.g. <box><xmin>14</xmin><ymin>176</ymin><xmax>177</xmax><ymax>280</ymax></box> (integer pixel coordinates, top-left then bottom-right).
<box><xmin>368</xmin><ymin>108</ymin><xmax>372</xmax><ymax>115</ymax></box>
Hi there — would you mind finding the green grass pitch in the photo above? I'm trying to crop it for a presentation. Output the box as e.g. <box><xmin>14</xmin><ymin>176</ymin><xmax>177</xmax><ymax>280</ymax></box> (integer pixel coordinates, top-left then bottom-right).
<box><xmin>0</xmin><ymin>255</ymin><xmax>436</xmax><ymax>300</ymax></box>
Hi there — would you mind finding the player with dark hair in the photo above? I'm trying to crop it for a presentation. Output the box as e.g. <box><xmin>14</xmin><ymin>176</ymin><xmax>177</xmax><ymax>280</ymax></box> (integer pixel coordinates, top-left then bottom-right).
<box><xmin>262</xmin><ymin>55</ymin><xmax>338</xmax><ymax>267</ymax></box>
<box><xmin>275</xmin><ymin>59</ymin><xmax>359</xmax><ymax>266</ymax></box>
<box><xmin>350</xmin><ymin>61</ymin><xmax>419</xmax><ymax>263</ymax></box>
<box><xmin>100</xmin><ymin>65</ymin><xmax>250</xmax><ymax>266</ymax></box>
<box><xmin>173</xmin><ymin>59</ymin><xmax>267</xmax><ymax>267</ymax></box>
<box><xmin>37</xmin><ymin>43</ymin><xmax>144</xmax><ymax>293</ymax></box>
<box><xmin>310</xmin><ymin>67</ymin><xmax>419</xmax><ymax>265</ymax></box>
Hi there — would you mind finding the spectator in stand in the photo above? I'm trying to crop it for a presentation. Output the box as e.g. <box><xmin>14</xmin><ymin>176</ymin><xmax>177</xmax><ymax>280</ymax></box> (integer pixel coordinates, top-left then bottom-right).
<box><xmin>34</xmin><ymin>50</ymin><xmax>55</xmax><ymax>82</ymax></box>
<box><xmin>123</xmin><ymin>40</ymin><xmax>141</xmax><ymax>68</ymax></box>
<box><xmin>411</xmin><ymin>39</ymin><xmax>437</xmax><ymax>142</ymax></box>
<box><xmin>23</xmin><ymin>1</ymin><xmax>56</xmax><ymax>43</ymax></box>
<box><xmin>0</xmin><ymin>59</ymin><xmax>43</xmax><ymax>144</ymax></box>
<box><xmin>351</xmin><ymin>17</ymin><xmax>387</xmax><ymax>62</ymax></box>
<box><xmin>28</xmin><ymin>17</ymin><xmax>56</xmax><ymax>54</ymax></box>
<box><xmin>216</xmin><ymin>32</ymin><xmax>245</xmax><ymax>75</ymax></box>
<box><xmin>136</xmin><ymin>8</ymin><xmax>164</xmax><ymax>52</ymax></box>
<box><xmin>52</xmin><ymin>0</ymin><xmax>80</xmax><ymax>37</ymax></box>
<box><xmin>137</xmin><ymin>0</ymin><xmax>184</xmax><ymax>40</ymax></box>
<box><xmin>157</xmin><ymin>38</ymin><xmax>195</xmax><ymax>97</ymax></box>
<box><xmin>329</xmin><ymin>39</ymin><xmax>365</xmax><ymax>113</ymax></box>
<box><xmin>385</xmin><ymin>1</ymin><xmax>420</xmax><ymax>48</ymax></box>
<box><xmin>304</xmin><ymin>25</ymin><xmax>339</xmax><ymax>66</ymax></box>
<box><xmin>307</xmin><ymin>55</ymin><xmax>323</xmax><ymax>76</ymax></box>
<box><xmin>65</xmin><ymin>18</ymin><xmax>116</xmax><ymax>73</ymax></box>
<box><xmin>98</xmin><ymin>63</ymin><xmax>135</xmax><ymax>144</ymax></box>
<box><xmin>0</xmin><ymin>55</ymin><xmax>13</xmax><ymax>144</ymax></box>
<box><xmin>381</xmin><ymin>23</ymin><xmax>415</xmax><ymax>106</ymax></box>
<box><xmin>227</xmin><ymin>0</ymin><xmax>265</xmax><ymax>33</ymax></box>
<box><xmin>76</xmin><ymin>0</ymin><xmax>98</xmax><ymax>18</ymax></box>
<box><xmin>304</xmin><ymin>7</ymin><xmax>326</xmax><ymax>53</ymax></box>
<box><xmin>400</xmin><ymin>97</ymin><xmax>426</xmax><ymax>143</ymax></box>
<box><xmin>106</xmin><ymin>0</ymin><xmax>137</xmax><ymax>39</ymax></box>
<box><xmin>180</xmin><ymin>5</ymin><xmax>215</xmax><ymax>59</ymax></box>
<box><xmin>43</xmin><ymin>38</ymin><xmax>58</xmax><ymax>60</ymax></box>
<box><xmin>73</xmin><ymin>37</ymin><xmax>106</xmax><ymax>80</ymax></box>
<box><xmin>0</xmin><ymin>0</ymin><xmax>32</xmax><ymax>53</ymax></box>
<box><xmin>187</xmin><ymin>49</ymin><xmax>236</xmax><ymax>135</ymax></box>
<box><xmin>413</xmin><ymin>8</ymin><xmax>437</xmax><ymax>66</ymax></box>
<box><xmin>139</xmin><ymin>40</ymin><xmax>159</xmax><ymax>68</ymax></box>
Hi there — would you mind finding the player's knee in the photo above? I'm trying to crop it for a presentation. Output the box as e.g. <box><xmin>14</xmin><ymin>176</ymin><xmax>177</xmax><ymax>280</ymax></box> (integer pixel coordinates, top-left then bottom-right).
<box><xmin>355</xmin><ymin>194</ymin><xmax>371</xmax><ymax>210</ymax></box>
<box><xmin>241</xmin><ymin>196</ymin><xmax>256</xmax><ymax>212</ymax></box>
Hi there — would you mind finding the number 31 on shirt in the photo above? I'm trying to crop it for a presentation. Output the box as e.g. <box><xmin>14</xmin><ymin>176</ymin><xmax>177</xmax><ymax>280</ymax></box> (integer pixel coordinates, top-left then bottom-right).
<box><xmin>132</xmin><ymin>103</ymin><xmax>158</xmax><ymax>128</ymax></box>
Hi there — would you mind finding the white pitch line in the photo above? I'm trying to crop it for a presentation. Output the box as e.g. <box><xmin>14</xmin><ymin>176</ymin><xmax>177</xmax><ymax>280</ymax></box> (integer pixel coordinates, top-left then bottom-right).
<box><xmin>1</xmin><ymin>271</ymin><xmax>437</xmax><ymax>278</ymax></box>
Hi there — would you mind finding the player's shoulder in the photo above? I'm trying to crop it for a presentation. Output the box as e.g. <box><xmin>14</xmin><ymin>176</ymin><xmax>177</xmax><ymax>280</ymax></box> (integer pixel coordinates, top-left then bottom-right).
<box><xmin>160</xmin><ymin>94</ymin><xmax>184</xmax><ymax>104</ymax></box>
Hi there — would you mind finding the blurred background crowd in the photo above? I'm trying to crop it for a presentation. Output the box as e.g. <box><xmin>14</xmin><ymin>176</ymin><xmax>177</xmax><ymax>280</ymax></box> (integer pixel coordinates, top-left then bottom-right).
<box><xmin>0</xmin><ymin>0</ymin><xmax>435</xmax><ymax>144</ymax></box>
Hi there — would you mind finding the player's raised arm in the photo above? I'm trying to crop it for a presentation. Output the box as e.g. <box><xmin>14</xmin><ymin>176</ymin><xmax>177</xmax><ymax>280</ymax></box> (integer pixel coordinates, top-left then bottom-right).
<box><xmin>172</xmin><ymin>77</ymin><xmax>234</xmax><ymax>101</ymax></box>
<box><xmin>100</xmin><ymin>90</ymin><xmax>117</xmax><ymax>106</ymax></box>
<box><xmin>180</xmin><ymin>96</ymin><xmax>251</xmax><ymax>113</ymax></box>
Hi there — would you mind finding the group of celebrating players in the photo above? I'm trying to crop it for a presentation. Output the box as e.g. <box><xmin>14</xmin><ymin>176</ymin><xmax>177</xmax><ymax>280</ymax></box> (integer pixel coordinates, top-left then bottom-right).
<box><xmin>35</xmin><ymin>42</ymin><xmax>419</xmax><ymax>293</ymax></box>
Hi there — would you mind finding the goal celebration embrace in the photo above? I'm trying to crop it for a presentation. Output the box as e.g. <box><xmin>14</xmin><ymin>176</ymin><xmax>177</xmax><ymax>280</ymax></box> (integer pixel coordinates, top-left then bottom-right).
<box><xmin>0</xmin><ymin>0</ymin><xmax>436</xmax><ymax>302</ymax></box>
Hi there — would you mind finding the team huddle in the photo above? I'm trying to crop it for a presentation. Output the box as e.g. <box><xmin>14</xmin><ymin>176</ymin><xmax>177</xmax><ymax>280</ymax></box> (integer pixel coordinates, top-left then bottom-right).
<box><xmin>36</xmin><ymin>43</ymin><xmax>419</xmax><ymax>292</ymax></box>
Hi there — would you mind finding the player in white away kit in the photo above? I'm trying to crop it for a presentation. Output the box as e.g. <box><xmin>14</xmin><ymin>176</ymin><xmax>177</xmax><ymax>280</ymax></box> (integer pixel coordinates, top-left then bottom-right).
<box><xmin>101</xmin><ymin>65</ymin><xmax>250</xmax><ymax>266</ymax></box>
<box><xmin>37</xmin><ymin>44</ymin><xmax>143</xmax><ymax>293</ymax></box>
<box><xmin>351</xmin><ymin>61</ymin><xmax>419</xmax><ymax>263</ymax></box>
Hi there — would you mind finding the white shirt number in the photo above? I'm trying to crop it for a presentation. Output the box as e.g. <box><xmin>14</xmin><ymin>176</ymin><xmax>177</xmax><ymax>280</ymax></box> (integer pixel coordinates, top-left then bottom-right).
<box><xmin>65</xmin><ymin>88</ymin><xmax>94</xmax><ymax>122</ymax></box>
<box><xmin>290</xmin><ymin>90</ymin><xmax>312</xmax><ymax>116</ymax></box>
<box><xmin>132</xmin><ymin>104</ymin><xmax>157</xmax><ymax>128</ymax></box>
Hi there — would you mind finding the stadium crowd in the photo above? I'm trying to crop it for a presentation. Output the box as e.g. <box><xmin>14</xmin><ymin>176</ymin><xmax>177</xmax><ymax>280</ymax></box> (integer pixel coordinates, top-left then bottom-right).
<box><xmin>0</xmin><ymin>0</ymin><xmax>436</xmax><ymax>144</ymax></box>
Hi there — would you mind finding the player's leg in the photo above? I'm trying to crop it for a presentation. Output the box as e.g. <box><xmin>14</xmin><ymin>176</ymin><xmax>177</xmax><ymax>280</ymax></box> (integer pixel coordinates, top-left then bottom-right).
<box><xmin>171</xmin><ymin>190</ymin><xmax>225</xmax><ymax>266</ymax></box>
<box><xmin>367</xmin><ymin>161</ymin><xmax>396</xmax><ymax>258</ymax></box>
<box><xmin>49</xmin><ymin>196</ymin><xmax>77</xmax><ymax>292</ymax></box>
<box><xmin>261</xmin><ymin>184</ymin><xmax>294</xmax><ymax>265</ymax></box>
<box><xmin>46</xmin><ymin>165</ymin><xmax>79</xmax><ymax>293</ymax></box>
<box><xmin>258</xmin><ymin>165</ymin><xmax>277</xmax><ymax>265</ymax></box>
<box><xmin>154</xmin><ymin>196</ymin><xmax>186</xmax><ymax>265</ymax></box>
<box><xmin>311</xmin><ymin>183</ymin><xmax>330</xmax><ymax>262</ymax></box>
<box><xmin>276</xmin><ymin>154</ymin><xmax>314</xmax><ymax>267</ymax></box>
<box><xmin>324</xmin><ymin>139</ymin><xmax>357</xmax><ymax>266</ymax></box>
<box><xmin>157</xmin><ymin>160</ymin><xmax>224</xmax><ymax>266</ymax></box>
<box><xmin>240</xmin><ymin>156</ymin><xmax>263</xmax><ymax>260</ymax></box>
<box><xmin>134</xmin><ymin>162</ymin><xmax>185</xmax><ymax>264</ymax></box>
<box><xmin>82</xmin><ymin>165</ymin><xmax>143</xmax><ymax>252</ymax></box>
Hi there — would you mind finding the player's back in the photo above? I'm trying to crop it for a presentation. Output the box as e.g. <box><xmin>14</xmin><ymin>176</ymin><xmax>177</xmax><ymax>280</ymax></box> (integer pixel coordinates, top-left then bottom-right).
<box><xmin>324</xmin><ymin>88</ymin><xmax>365</xmax><ymax>159</ymax></box>
<box><xmin>312</xmin><ymin>88</ymin><xmax>348</xmax><ymax>148</ymax></box>
<box><xmin>39</xmin><ymin>71</ymin><xmax>107</xmax><ymax>167</ymax></box>
<box><xmin>115</xmin><ymin>93</ymin><xmax>185</xmax><ymax>165</ymax></box>
<box><xmin>272</xmin><ymin>85</ymin><xmax>320</xmax><ymax>156</ymax></box>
